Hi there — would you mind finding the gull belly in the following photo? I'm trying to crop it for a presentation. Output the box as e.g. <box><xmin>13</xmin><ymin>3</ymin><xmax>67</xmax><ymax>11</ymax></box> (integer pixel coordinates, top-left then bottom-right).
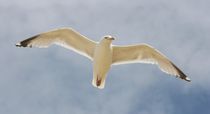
<box><xmin>92</xmin><ymin>41</ymin><xmax>112</xmax><ymax>89</ymax></box>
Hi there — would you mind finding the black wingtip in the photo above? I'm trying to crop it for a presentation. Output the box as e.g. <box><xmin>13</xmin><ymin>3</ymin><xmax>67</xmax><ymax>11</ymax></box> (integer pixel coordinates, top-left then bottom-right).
<box><xmin>15</xmin><ymin>35</ymin><xmax>40</xmax><ymax>47</ymax></box>
<box><xmin>15</xmin><ymin>43</ymin><xmax>21</xmax><ymax>47</ymax></box>
<box><xmin>171</xmin><ymin>62</ymin><xmax>191</xmax><ymax>82</ymax></box>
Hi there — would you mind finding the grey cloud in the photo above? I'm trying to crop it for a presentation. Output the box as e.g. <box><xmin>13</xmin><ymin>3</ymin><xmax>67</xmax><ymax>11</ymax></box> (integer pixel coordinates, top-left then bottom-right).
<box><xmin>0</xmin><ymin>0</ymin><xmax>210</xmax><ymax>114</ymax></box>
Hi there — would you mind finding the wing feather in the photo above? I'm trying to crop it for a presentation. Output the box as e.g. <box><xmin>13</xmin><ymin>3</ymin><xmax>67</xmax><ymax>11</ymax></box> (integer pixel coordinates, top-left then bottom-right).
<box><xmin>16</xmin><ymin>28</ymin><xmax>97</xmax><ymax>60</ymax></box>
<box><xmin>112</xmin><ymin>44</ymin><xmax>190</xmax><ymax>82</ymax></box>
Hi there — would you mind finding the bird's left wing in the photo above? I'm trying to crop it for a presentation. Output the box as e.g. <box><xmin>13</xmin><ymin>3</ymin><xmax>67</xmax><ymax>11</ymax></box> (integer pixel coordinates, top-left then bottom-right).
<box><xmin>16</xmin><ymin>28</ymin><xmax>97</xmax><ymax>60</ymax></box>
<box><xmin>112</xmin><ymin>44</ymin><xmax>191</xmax><ymax>82</ymax></box>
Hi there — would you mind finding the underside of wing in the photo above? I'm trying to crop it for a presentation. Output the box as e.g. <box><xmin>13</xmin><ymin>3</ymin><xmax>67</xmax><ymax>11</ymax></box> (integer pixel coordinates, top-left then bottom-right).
<box><xmin>16</xmin><ymin>28</ymin><xmax>97</xmax><ymax>60</ymax></box>
<box><xmin>112</xmin><ymin>44</ymin><xmax>190</xmax><ymax>82</ymax></box>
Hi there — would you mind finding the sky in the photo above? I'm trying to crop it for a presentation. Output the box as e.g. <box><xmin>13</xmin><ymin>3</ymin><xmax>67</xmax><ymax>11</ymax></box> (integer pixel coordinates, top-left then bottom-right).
<box><xmin>0</xmin><ymin>0</ymin><xmax>210</xmax><ymax>114</ymax></box>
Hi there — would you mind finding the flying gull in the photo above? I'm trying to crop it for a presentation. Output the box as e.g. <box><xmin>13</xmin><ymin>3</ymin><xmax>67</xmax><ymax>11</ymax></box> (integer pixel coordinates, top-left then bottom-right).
<box><xmin>16</xmin><ymin>28</ymin><xmax>191</xmax><ymax>89</ymax></box>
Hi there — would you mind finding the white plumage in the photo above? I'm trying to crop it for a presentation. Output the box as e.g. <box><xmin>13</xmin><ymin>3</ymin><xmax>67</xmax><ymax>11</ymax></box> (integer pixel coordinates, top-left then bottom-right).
<box><xmin>16</xmin><ymin>28</ymin><xmax>190</xmax><ymax>89</ymax></box>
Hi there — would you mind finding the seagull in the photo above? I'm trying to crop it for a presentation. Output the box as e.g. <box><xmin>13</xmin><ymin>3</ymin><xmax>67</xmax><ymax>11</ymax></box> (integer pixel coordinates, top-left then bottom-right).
<box><xmin>16</xmin><ymin>28</ymin><xmax>190</xmax><ymax>89</ymax></box>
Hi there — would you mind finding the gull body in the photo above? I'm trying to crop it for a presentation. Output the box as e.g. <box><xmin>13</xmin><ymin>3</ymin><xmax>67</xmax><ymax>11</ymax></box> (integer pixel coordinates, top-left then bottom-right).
<box><xmin>16</xmin><ymin>28</ymin><xmax>190</xmax><ymax>89</ymax></box>
<box><xmin>92</xmin><ymin>36</ymin><xmax>114</xmax><ymax>89</ymax></box>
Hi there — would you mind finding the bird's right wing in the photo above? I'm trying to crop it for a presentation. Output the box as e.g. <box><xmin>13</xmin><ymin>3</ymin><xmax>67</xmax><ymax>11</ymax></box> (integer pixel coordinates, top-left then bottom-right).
<box><xmin>16</xmin><ymin>28</ymin><xmax>97</xmax><ymax>60</ymax></box>
<box><xmin>112</xmin><ymin>44</ymin><xmax>190</xmax><ymax>82</ymax></box>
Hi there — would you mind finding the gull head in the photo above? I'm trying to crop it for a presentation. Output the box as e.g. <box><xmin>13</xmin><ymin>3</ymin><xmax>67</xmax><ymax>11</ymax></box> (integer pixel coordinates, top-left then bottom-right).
<box><xmin>103</xmin><ymin>35</ymin><xmax>115</xmax><ymax>41</ymax></box>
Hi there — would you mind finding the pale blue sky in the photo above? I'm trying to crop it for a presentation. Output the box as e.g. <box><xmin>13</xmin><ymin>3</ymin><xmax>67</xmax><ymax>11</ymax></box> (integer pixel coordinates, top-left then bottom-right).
<box><xmin>0</xmin><ymin>0</ymin><xmax>210</xmax><ymax>114</ymax></box>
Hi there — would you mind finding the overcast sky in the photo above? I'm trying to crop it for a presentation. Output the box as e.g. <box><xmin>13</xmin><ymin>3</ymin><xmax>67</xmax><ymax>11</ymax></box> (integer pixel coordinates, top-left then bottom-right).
<box><xmin>0</xmin><ymin>0</ymin><xmax>210</xmax><ymax>114</ymax></box>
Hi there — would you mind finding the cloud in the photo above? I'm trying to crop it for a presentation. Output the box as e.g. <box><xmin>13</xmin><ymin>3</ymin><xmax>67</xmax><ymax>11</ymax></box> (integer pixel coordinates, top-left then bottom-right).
<box><xmin>0</xmin><ymin>0</ymin><xmax>210</xmax><ymax>114</ymax></box>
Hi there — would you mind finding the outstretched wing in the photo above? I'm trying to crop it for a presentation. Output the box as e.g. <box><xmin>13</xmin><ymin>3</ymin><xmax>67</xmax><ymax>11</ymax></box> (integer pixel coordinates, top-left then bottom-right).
<box><xmin>112</xmin><ymin>44</ymin><xmax>190</xmax><ymax>82</ymax></box>
<box><xmin>16</xmin><ymin>28</ymin><xmax>97</xmax><ymax>60</ymax></box>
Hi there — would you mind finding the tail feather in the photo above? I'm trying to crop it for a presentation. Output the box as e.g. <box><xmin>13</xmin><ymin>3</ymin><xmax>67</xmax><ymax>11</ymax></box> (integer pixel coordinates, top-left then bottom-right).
<box><xmin>92</xmin><ymin>76</ymin><xmax>106</xmax><ymax>89</ymax></box>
